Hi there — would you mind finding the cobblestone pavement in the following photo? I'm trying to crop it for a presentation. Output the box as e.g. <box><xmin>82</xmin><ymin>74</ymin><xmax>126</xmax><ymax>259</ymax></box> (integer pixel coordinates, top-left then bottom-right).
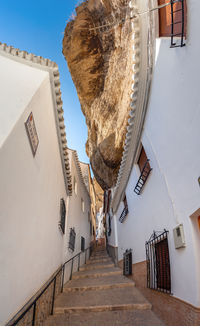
<box><xmin>44</xmin><ymin>248</ymin><xmax>165</xmax><ymax>325</ymax></box>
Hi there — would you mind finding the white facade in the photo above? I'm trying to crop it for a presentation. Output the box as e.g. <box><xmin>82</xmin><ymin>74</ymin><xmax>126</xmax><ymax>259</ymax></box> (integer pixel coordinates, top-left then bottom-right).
<box><xmin>0</xmin><ymin>46</ymin><xmax>90</xmax><ymax>325</ymax></box>
<box><xmin>108</xmin><ymin>0</ymin><xmax>200</xmax><ymax>310</ymax></box>
<box><xmin>62</xmin><ymin>149</ymin><xmax>91</xmax><ymax>281</ymax></box>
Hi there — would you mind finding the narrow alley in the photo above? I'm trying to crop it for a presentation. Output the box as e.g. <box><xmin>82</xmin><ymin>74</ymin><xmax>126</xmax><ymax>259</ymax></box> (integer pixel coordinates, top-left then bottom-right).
<box><xmin>44</xmin><ymin>246</ymin><xmax>163</xmax><ymax>326</ymax></box>
<box><xmin>1</xmin><ymin>0</ymin><xmax>200</xmax><ymax>325</ymax></box>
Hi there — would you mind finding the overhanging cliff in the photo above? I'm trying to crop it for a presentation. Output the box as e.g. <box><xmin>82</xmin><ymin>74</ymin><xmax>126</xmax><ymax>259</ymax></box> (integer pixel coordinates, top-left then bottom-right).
<box><xmin>63</xmin><ymin>0</ymin><xmax>133</xmax><ymax>189</ymax></box>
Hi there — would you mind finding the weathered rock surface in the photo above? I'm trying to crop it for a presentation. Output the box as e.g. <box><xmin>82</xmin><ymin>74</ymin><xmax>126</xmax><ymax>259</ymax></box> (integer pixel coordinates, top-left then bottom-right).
<box><xmin>63</xmin><ymin>0</ymin><xmax>133</xmax><ymax>189</ymax></box>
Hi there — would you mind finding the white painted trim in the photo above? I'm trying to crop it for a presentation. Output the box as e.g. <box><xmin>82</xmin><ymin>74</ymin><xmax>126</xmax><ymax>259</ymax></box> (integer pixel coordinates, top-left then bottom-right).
<box><xmin>111</xmin><ymin>0</ymin><xmax>154</xmax><ymax>213</ymax></box>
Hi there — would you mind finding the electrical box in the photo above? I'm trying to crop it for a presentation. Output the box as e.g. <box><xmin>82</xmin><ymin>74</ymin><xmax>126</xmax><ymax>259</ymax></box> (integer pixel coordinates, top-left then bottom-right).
<box><xmin>173</xmin><ymin>224</ymin><xmax>186</xmax><ymax>249</ymax></box>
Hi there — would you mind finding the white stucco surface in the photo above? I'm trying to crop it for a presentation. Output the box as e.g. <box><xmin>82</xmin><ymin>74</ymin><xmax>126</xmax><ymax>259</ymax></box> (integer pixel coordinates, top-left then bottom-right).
<box><xmin>0</xmin><ymin>62</ymin><xmax>67</xmax><ymax>325</ymax></box>
<box><xmin>111</xmin><ymin>0</ymin><xmax>200</xmax><ymax>308</ymax></box>
<box><xmin>62</xmin><ymin>150</ymin><xmax>91</xmax><ymax>281</ymax></box>
<box><xmin>0</xmin><ymin>54</ymin><xmax>48</xmax><ymax>148</ymax></box>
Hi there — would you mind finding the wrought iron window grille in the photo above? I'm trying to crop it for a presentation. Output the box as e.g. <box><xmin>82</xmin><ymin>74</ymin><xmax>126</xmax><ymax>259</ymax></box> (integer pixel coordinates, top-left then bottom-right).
<box><xmin>145</xmin><ymin>230</ymin><xmax>171</xmax><ymax>294</ymax></box>
<box><xmin>134</xmin><ymin>159</ymin><xmax>152</xmax><ymax>195</ymax></box>
<box><xmin>170</xmin><ymin>0</ymin><xmax>186</xmax><ymax>48</ymax></box>
<box><xmin>81</xmin><ymin>236</ymin><xmax>85</xmax><ymax>252</ymax></box>
<box><xmin>119</xmin><ymin>205</ymin><xmax>129</xmax><ymax>223</ymax></box>
<box><xmin>69</xmin><ymin>228</ymin><xmax>76</xmax><ymax>251</ymax></box>
<box><xmin>123</xmin><ymin>249</ymin><xmax>132</xmax><ymax>276</ymax></box>
<box><xmin>59</xmin><ymin>199</ymin><xmax>66</xmax><ymax>234</ymax></box>
<box><xmin>108</xmin><ymin>214</ymin><xmax>112</xmax><ymax>236</ymax></box>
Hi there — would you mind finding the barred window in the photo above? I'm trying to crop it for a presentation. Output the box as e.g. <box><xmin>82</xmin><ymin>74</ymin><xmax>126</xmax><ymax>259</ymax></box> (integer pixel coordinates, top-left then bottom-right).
<box><xmin>81</xmin><ymin>236</ymin><xmax>85</xmax><ymax>252</ymax></box>
<box><xmin>134</xmin><ymin>145</ymin><xmax>152</xmax><ymax>195</ymax></box>
<box><xmin>69</xmin><ymin>228</ymin><xmax>76</xmax><ymax>251</ymax></box>
<box><xmin>158</xmin><ymin>0</ymin><xmax>187</xmax><ymax>38</ymax></box>
<box><xmin>59</xmin><ymin>199</ymin><xmax>66</xmax><ymax>234</ymax></box>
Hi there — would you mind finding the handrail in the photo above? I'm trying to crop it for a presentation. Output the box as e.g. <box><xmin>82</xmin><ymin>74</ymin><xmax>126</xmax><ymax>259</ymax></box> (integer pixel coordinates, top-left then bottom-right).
<box><xmin>61</xmin><ymin>246</ymin><xmax>92</xmax><ymax>292</ymax></box>
<box><xmin>8</xmin><ymin>244</ymin><xmax>93</xmax><ymax>326</ymax></box>
<box><xmin>9</xmin><ymin>266</ymin><xmax>62</xmax><ymax>326</ymax></box>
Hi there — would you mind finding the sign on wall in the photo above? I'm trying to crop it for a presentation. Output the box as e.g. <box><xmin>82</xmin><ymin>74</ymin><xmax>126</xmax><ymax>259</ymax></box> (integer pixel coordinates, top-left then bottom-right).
<box><xmin>25</xmin><ymin>112</ymin><xmax>39</xmax><ymax>156</ymax></box>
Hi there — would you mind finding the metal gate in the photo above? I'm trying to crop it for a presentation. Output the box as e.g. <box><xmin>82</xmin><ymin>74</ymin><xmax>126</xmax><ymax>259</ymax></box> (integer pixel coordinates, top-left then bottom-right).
<box><xmin>145</xmin><ymin>230</ymin><xmax>171</xmax><ymax>293</ymax></box>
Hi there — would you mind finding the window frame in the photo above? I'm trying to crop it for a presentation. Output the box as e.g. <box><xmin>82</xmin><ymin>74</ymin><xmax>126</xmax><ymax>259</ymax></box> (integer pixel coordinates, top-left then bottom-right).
<box><xmin>69</xmin><ymin>228</ymin><xmax>76</xmax><ymax>251</ymax></box>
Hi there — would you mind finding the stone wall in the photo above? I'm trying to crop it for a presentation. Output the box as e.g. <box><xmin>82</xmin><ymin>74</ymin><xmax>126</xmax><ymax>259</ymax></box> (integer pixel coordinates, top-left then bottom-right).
<box><xmin>118</xmin><ymin>260</ymin><xmax>200</xmax><ymax>326</ymax></box>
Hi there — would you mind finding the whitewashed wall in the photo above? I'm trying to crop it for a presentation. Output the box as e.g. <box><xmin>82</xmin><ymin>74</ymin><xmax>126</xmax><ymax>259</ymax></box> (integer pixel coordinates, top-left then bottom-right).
<box><xmin>0</xmin><ymin>57</ymin><xmax>67</xmax><ymax>326</ymax></box>
<box><xmin>113</xmin><ymin>0</ymin><xmax>200</xmax><ymax>308</ymax></box>
<box><xmin>62</xmin><ymin>150</ymin><xmax>91</xmax><ymax>282</ymax></box>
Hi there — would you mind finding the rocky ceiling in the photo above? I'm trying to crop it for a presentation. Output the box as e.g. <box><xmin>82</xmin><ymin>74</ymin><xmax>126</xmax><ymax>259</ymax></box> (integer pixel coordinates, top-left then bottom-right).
<box><xmin>63</xmin><ymin>0</ymin><xmax>133</xmax><ymax>189</ymax></box>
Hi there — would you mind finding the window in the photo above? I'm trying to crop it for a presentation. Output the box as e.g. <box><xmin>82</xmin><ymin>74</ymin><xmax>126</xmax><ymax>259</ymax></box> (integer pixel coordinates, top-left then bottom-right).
<box><xmin>146</xmin><ymin>230</ymin><xmax>171</xmax><ymax>293</ymax></box>
<box><xmin>134</xmin><ymin>146</ymin><xmax>152</xmax><ymax>195</ymax></box>
<box><xmin>119</xmin><ymin>195</ymin><xmax>129</xmax><ymax>223</ymax></box>
<box><xmin>108</xmin><ymin>214</ymin><xmax>111</xmax><ymax>236</ymax></box>
<box><xmin>74</xmin><ymin>177</ymin><xmax>77</xmax><ymax>195</ymax></box>
<box><xmin>88</xmin><ymin>212</ymin><xmax>90</xmax><ymax>222</ymax></box>
<box><xmin>59</xmin><ymin>199</ymin><xmax>66</xmax><ymax>234</ymax></box>
<box><xmin>69</xmin><ymin>228</ymin><xmax>76</xmax><ymax>251</ymax></box>
<box><xmin>158</xmin><ymin>0</ymin><xmax>186</xmax><ymax>47</ymax></box>
<box><xmin>138</xmin><ymin>146</ymin><xmax>150</xmax><ymax>173</ymax></box>
<box><xmin>81</xmin><ymin>236</ymin><xmax>85</xmax><ymax>252</ymax></box>
<box><xmin>81</xmin><ymin>198</ymin><xmax>85</xmax><ymax>213</ymax></box>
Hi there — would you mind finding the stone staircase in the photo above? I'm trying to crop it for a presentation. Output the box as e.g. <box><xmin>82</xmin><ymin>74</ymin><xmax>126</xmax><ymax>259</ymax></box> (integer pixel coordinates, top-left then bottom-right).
<box><xmin>44</xmin><ymin>249</ymin><xmax>164</xmax><ymax>325</ymax></box>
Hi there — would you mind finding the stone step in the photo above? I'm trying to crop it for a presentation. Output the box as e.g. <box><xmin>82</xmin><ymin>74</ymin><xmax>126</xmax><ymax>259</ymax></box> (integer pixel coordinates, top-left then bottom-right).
<box><xmin>90</xmin><ymin>255</ymin><xmax>109</xmax><ymax>260</ymax></box>
<box><xmin>79</xmin><ymin>263</ymin><xmax>114</xmax><ymax>271</ymax></box>
<box><xmin>54</xmin><ymin>286</ymin><xmax>151</xmax><ymax>314</ymax></box>
<box><xmin>55</xmin><ymin>303</ymin><xmax>152</xmax><ymax>314</ymax></box>
<box><xmin>87</xmin><ymin>258</ymin><xmax>112</xmax><ymax>264</ymax></box>
<box><xmin>64</xmin><ymin>282</ymin><xmax>135</xmax><ymax>293</ymax></box>
<box><xmin>64</xmin><ymin>274</ymin><xmax>135</xmax><ymax>289</ymax></box>
<box><xmin>44</xmin><ymin>310</ymin><xmax>164</xmax><ymax>326</ymax></box>
<box><xmin>72</xmin><ymin>267</ymin><xmax>121</xmax><ymax>280</ymax></box>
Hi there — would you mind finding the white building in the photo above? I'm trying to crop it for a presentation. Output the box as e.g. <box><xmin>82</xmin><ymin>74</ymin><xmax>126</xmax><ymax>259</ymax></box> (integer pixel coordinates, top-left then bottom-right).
<box><xmin>106</xmin><ymin>0</ymin><xmax>200</xmax><ymax>324</ymax></box>
<box><xmin>63</xmin><ymin>149</ymin><xmax>92</xmax><ymax>279</ymax></box>
<box><xmin>0</xmin><ymin>43</ymin><xmax>91</xmax><ymax>326</ymax></box>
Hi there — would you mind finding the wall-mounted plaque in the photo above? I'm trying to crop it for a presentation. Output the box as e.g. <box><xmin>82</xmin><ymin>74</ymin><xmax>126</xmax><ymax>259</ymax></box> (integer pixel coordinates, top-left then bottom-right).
<box><xmin>25</xmin><ymin>112</ymin><xmax>39</xmax><ymax>156</ymax></box>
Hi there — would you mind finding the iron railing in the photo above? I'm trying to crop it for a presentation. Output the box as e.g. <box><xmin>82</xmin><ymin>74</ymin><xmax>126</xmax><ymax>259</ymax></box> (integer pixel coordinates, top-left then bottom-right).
<box><xmin>119</xmin><ymin>206</ymin><xmax>129</xmax><ymax>223</ymax></box>
<box><xmin>134</xmin><ymin>159</ymin><xmax>152</xmax><ymax>195</ymax></box>
<box><xmin>145</xmin><ymin>230</ymin><xmax>171</xmax><ymax>293</ymax></box>
<box><xmin>170</xmin><ymin>0</ymin><xmax>185</xmax><ymax>48</ymax></box>
<box><xmin>8</xmin><ymin>244</ymin><xmax>94</xmax><ymax>326</ymax></box>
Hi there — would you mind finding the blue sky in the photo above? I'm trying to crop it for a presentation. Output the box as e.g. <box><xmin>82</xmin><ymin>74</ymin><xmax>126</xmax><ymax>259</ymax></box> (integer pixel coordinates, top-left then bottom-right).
<box><xmin>0</xmin><ymin>0</ymin><xmax>89</xmax><ymax>163</ymax></box>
